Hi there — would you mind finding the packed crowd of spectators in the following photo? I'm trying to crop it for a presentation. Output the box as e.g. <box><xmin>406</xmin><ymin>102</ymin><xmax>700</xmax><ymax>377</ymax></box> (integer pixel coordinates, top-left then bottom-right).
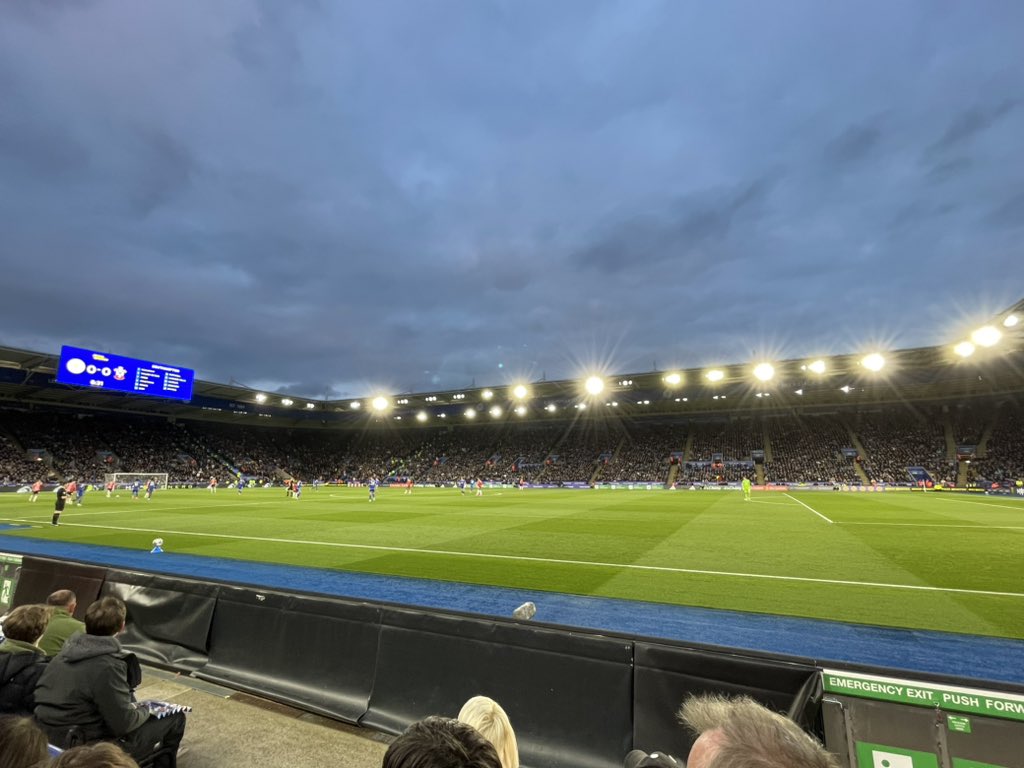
<box><xmin>853</xmin><ymin>411</ymin><xmax>951</xmax><ymax>484</ymax></box>
<box><xmin>3</xmin><ymin>404</ymin><xmax>1023</xmax><ymax>488</ymax></box>
<box><xmin>763</xmin><ymin>415</ymin><xmax>859</xmax><ymax>485</ymax></box>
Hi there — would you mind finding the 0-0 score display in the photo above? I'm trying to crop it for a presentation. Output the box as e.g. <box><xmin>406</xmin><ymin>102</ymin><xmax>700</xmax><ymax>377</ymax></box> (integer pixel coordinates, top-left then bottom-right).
<box><xmin>56</xmin><ymin>345</ymin><xmax>195</xmax><ymax>402</ymax></box>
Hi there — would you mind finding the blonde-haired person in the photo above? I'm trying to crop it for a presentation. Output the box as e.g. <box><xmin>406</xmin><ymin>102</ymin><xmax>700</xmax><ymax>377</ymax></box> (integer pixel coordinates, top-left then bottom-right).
<box><xmin>457</xmin><ymin>696</ymin><xmax>519</xmax><ymax>768</ymax></box>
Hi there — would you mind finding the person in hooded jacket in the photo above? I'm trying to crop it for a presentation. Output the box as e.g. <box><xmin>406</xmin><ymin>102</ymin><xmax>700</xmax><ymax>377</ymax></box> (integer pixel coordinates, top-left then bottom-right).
<box><xmin>33</xmin><ymin>597</ymin><xmax>185</xmax><ymax>768</ymax></box>
<box><xmin>0</xmin><ymin>605</ymin><xmax>51</xmax><ymax>715</ymax></box>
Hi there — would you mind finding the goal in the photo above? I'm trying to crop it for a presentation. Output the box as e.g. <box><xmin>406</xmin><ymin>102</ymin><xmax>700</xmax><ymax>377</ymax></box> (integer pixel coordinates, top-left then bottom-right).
<box><xmin>103</xmin><ymin>473</ymin><xmax>169</xmax><ymax>490</ymax></box>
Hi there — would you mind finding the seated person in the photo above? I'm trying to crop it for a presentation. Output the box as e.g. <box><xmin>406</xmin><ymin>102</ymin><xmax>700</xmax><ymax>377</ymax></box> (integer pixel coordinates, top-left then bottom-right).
<box><xmin>457</xmin><ymin>696</ymin><xmax>519</xmax><ymax>768</ymax></box>
<box><xmin>34</xmin><ymin>597</ymin><xmax>186</xmax><ymax>768</ymax></box>
<box><xmin>39</xmin><ymin>589</ymin><xmax>86</xmax><ymax>656</ymax></box>
<box><xmin>0</xmin><ymin>605</ymin><xmax>51</xmax><ymax>715</ymax></box>
<box><xmin>0</xmin><ymin>714</ymin><xmax>50</xmax><ymax>768</ymax></box>
<box><xmin>52</xmin><ymin>742</ymin><xmax>141</xmax><ymax>768</ymax></box>
<box><xmin>384</xmin><ymin>716</ymin><xmax>502</xmax><ymax>768</ymax></box>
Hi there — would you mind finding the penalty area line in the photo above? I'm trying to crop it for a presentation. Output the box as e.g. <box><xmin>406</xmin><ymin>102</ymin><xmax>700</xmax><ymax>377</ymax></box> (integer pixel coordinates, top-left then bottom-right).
<box><xmin>782</xmin><ymin>493</ymin><xmax>833</xmax><ymax>523</ymax></box>
<box><xmin>9</xmin><ymin>518</ymin><xmax>1022</xmax><ymax>600</ymax></box>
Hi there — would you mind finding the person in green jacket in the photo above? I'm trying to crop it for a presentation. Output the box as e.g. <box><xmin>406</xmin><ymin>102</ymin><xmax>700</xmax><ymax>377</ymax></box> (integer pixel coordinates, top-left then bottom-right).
<box><xmin>38</xmin><ymin>589</ymin><xmax>85</xmax><ymax>657</ymax></box>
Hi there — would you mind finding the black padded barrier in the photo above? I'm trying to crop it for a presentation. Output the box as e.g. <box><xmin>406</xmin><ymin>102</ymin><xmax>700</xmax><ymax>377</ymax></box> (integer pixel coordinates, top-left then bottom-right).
<box><xmin>361</xmin><ymin>607</ymin><xmax>635</xmax><ymax>768</ymax></box>
<box><xmin>102</xmin><ymin>570</ymin><xmax>218</xmax><ymax>672</ymax></box>
<box><xmin>196</xmin><ymin>585</ymin><xmax>382</xmax><ymax>723</ymax></box>
<box><xmin>631</xmin><ymin>641</ymin><xmax>821</xmax><ymax>760</ymax></box>
<box><xmin>12</xmin><ymin>556</ymin><xmax>106</xmax><ymax>619</ymax></box>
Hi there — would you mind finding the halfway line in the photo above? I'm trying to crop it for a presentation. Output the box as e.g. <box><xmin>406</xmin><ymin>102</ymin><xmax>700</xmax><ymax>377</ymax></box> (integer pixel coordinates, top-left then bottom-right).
<box><xmin>6</xmin><ymin>517</ymin><xmax>1020</xmax><ymax>600</ymax></box>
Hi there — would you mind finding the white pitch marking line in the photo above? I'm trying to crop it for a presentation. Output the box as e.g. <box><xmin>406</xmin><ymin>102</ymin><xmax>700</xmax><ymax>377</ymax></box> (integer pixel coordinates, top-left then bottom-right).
<box><xmin>782</xmin><ymin>493</ymin><xmax>833</xmax><ymax>523</ymax></box>
<box><xmin>927</xmin><ymin>495</ymin><xmax>1024</xmax><ymax>512</ymax></box>
<box><xmin>749</xmin><ymin>500</ymin><xmax>795</xmax><ymax>506</ymax></box>
<box><xmin>839</xmin><ymin>521</ymin><xmax>1024</xmax><ymax>530</ymax></box>
<box><xmin>5</xmin><ymin>517</ymin><xmax>1020</xmax><ymax>600</ymax></box>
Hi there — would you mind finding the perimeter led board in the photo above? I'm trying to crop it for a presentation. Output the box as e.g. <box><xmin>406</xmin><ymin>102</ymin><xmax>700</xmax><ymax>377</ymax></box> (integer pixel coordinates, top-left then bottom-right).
<box><xmin>56</xmin><ymin>345</ymin><xmax>194</xmax><ymax>401</ymax></box>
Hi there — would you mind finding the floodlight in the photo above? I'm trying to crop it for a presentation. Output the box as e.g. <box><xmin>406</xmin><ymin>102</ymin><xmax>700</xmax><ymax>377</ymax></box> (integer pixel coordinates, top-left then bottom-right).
<box><xmin>512</xmin><ymin>384</ymin><xmax>529</xmax><ymax>400</ymax></box>
<box><xmin>281</xmin><ymin>398</ymin><xmax>293</xmax><ymax>406</ymax></box>
<box><xmin>255</xmin><ymin>393</ymin><xmax>267</xmax><ymax>403</ymax></box>
<box><xmin>575</xmin><ymin>403</ymin><xmax>586</xmax><ymax>410</ymax></box>
<box><xmin>753</xmin><ymin>363</ymin><xmax>775</xmax><ymax>382</ymax></box>
<box><xmin>1004</xmin><ymin>314</ymin><xmax>1019</xmax><ymax>328</ymax></box>
<box><xmin>808</xmin><ymin>359</ymin><xmax>827</xmax><ymax>374</ymax></box>
<box><xmin>794</xmin><ymin>389</ymin><xmax>804</xmax><ymax>396</ymax></box>
<box><xmin>861</xmin><ymin>353</ymin><xmax>885</xmax><ymax>372</ymax></box>
<box><xmin>465</xmin><ymin>407</ymin><xmax>477</xmax><ymax>419</ymax></box>
<box><xmin>350</xmin><ymin>401</ymin><xmax>362</xmax><ymax>410</ymax></box>
<box><xmin>584</xmin><ymin>376</ymin><xmax>605</xmax><ymax>396</ymax></box>
<box><xmin>514</xmin><ymin>405</ymin><xmax>527</xmax><ymax>416</ymax></box>
<box><xmin>371</xmin><ymin>396</ymin><xmax>389</xmax><ymax>412</ymax></box>
<box><xmin>416</xmin><ymin>411</ymin><xmax>428</xmax><ymax>422</ymax></box>
<box><xmin>953</xmin><ymin>341</ymin><xmax>975</xmax><ymax>358</ymax></box>
<box><xmin>705</xmin><ymin>369</ymin><xmax>724</xmax><ymax>382</ymax></box>
<box><xmin>305</xmin><ymin>403</ymin><xmax>316</xmax><ymax>410</ymax></box>
<box><xmin>481</xmin><ymin>389</ymin><xmax>494</xmax><ymax>401</ymax></box>
<box><xmin>489</xmin><ymin>406</ymin><xmax>502</xmax><ymax>418</ymax></box>
<box><xmin>971</xmin><ymin>325</ymin><xmax>1001</xmax><ymax>348</ymax></box>
<box><xmin>663</xmin><ymin>372</ymin><xmax>682</xmax><ymax>386</ymax></box>
<box><xmin>545</xmin><ymin>403</ymin><xmax>557</xmax><ymax>413</ymax></box>
<box><xmin>840</xmin><ymin>385</ymin><xmax>852</xmax><ymax>393</ymax></box>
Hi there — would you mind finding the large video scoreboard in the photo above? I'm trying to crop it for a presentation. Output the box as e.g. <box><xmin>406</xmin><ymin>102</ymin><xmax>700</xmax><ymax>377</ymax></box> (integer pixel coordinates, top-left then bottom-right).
<box><xmin>56</xmin><ymin>345</ymin><xmax>195</xmax><ymax>402</ymax></box>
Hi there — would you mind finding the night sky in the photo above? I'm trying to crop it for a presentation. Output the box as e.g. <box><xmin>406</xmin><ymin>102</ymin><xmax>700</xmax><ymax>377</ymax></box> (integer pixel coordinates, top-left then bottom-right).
<box><xmin>1</xmin><ymin>1</ymin><xmax>1021</xmax><ymax>399</ymax></box>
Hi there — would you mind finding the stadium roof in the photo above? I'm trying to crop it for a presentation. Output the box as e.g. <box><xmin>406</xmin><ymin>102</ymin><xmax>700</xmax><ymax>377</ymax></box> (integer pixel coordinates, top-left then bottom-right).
<box><xmin>2</xmin><ymin>299</ymin><xmax>1023</xmax><ymax>427</ymax></box>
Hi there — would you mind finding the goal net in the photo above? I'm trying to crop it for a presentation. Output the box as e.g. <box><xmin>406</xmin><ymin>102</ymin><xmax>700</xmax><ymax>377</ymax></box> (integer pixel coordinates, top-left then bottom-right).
<box><xmin>103</xmin><ymin>473</ymin><xmax>169</xmax><ymax>489</ymax></box>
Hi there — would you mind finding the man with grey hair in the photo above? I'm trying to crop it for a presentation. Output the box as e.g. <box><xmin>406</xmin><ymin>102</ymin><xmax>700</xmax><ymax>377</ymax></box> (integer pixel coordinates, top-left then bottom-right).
<box><xmin>39</xmin><ymin>589</ymin><xmax>85</xmax><ymax>656</ymax></box>
<box><xmin>678</xmin><ymin>694</ymin><xmax>838</xmax><ymax>768</ymax></box>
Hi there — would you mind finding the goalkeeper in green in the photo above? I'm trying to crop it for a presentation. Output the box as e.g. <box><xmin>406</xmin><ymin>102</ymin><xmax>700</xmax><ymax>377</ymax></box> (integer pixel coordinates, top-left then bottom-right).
<box><xmin>741</xmin><ymin>476</ymin><xmax>752</xmax><ymax>501</ymax></box>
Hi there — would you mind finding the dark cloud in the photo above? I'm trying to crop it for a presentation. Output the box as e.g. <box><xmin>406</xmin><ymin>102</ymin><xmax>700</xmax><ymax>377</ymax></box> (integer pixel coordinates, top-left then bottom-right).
<box><xmin>0</xmin><ymin>1</ymin><xmax>1022</xmax><ymax>398</ymax></box>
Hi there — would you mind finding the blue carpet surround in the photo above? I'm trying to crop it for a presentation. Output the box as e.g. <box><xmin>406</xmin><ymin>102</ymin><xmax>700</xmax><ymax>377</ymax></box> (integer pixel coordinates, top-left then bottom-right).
<box><xmin>2</xmin><ymin>535</ymin><xmax>1021</xmax><ymax>687</ymax></box>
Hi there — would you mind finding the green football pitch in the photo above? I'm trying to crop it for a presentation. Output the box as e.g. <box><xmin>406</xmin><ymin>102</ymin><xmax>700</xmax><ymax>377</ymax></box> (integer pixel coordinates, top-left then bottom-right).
<box><xmin>1</xmin><ymin>487</ymin><xmax>1022</xmax><ymax>639</ymax></box>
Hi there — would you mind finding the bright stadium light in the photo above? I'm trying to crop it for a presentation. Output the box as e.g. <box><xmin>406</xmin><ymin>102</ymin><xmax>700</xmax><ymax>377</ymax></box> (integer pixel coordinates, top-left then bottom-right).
<box><xmin>705</xmin><ymin>369</ymin><xmax>725</xmax><ymax>382</ymax></box>
<box><xmin>953</xmin><ymin>341</ymin><xmax>975</xmax><ymax>358</ymax></box>
<box><xmin>350</xmin><ymin>401</ymin><xmax>362</xmax><ymax>410</ymax></box>
<box><xmin>416</xmin><ymin>411</ymin><xmax>428</xmax><ymax>422</ymax></box>
<box><xmin>1004</xmin><ymin>314</ymin><xmax>1019</xmax><ymax>328</ymax></box>
<box><xmin>465</xmin><ymin>407</ymin><xmax>477</xmax><ymax>419</ymax></box>
<box><xmin>753</xmin><ymin>363</ymin><xmax>775</xmax><ymax>382</ymax></box>
<box><xmin>255</xmin><ymin>393</ymin><xmax>267</xmax><ymax>403</ymax></box>
<box><xmin>807</xmin><ymin>359</ymin><xmax>827</xmax><ymax>375</ymax></box>
<box><xmin>584</xmin><ymin>376</ymin><xmax>605</xmax><ymax>396</ymax></box>
<box><xmin>281</xmin><ymin>398</ymin><xmax>293</xmax><ymax>406</ymax></box>
<box><xmin>971</xmin><ymin>325</ymin><xmax>1001</xmax><ymax>348</ymax></box>
<box><xmin>545</xmin><ymin>403</ymin><xmax>557</xmax><ymax>413</ymax></box>
<box><xmin>305</xmin><ymin>403</ymin><xmax>316</xmax><ymax>410</ymax></box>
<box><xmin>861</xmin><ymin>353</ymin><xmax>885</xmax><ymax>372</ymax></box>
<box><xmin>371</xmin><ymin>396</ymin><xmax>389</xmax><ymax>412</ymax></box>
<box><xmin>663</xmin><ymin>372</ymin><xmax>682</xmax><ymax>386</ymax></box>
<box><xmin>512</xmin><ymin>384</ymin><xmax>529</xmax><ymax>400</ymax></box>
<box><xmin>481</xmin><ymin>389</ymin><xmax>494</xmax><ymax>401</ymax></box>
<box><xmin>489</xmin><ymin>405</ymin><xmax>502</xmax><ymax>418</ymax></box>
<box><xmin>514</xmin><ymin>405</ymin><xmax>527</xmax><ymax>416</ymax></box>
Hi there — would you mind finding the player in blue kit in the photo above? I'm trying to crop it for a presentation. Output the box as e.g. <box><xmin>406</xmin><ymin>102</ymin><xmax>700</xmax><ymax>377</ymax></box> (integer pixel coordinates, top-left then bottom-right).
<box><xmin>145</xmin><ymin>479</ymin><xmax>156</xmax><ymax>500</ymax></box>
<box><xmin>236</xmin><ymin>476</ymin><xmax>245</xmax><ymax>494</ymax></box>
<box><xmin>75</xmin><ymin>481</ymin><xmax>87</xmax><ymax>506</ymax></box>
<box><xmin>368</xmin><ymin>476</ymin><xmax>377</xmax><ymax>502</ymax></box>
<box><xmin>457</xmin><ymin>478</ymin><xmax>466</xmax><ymax>495</ymax></box>
<box><xmin>131</xmin><ymin>480</ymin><xmax>141</xmax><ymax>500</ymax></box>
<box><xmin>294</xmin><ymin>480</ymin><xmax>303</xmax><ymax>499</ymax></box>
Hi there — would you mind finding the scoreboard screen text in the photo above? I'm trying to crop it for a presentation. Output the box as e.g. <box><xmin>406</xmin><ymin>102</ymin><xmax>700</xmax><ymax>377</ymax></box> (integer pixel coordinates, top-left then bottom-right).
<box><xmin>56</xmin><ymin>345</ymin><xmax>195</xmax><ymax>402</ymax></box>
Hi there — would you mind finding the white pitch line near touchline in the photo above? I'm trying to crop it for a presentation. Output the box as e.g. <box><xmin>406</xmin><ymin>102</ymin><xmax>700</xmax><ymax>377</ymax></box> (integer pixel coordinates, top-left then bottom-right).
<box><xmin>10</xmin><ymin>518</ymin><xmax>1022</xmax><ymax>600</ymax></box>
<box><xmin>839</xmin><ymin>521</ymin><xmax>1024</xmax><ymax>531</ymax></box>
<box><xmin>782</xmin><ymin>493</ymin><xmax>833</xmax><ymax>523</ymax></box>
<box><xmin>928</xmin><ymin>495</ymin><xmax>1024</xmax><ymax>512</ymax></box>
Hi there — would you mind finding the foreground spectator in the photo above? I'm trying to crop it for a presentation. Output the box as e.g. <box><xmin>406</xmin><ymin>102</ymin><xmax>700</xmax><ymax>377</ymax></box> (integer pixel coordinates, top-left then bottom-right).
<box><xmin>384</xmin><ymin>716</ymin><xmax>502</xmax><ymax>768</ymax></box>
<box><xmin>34</xmin><ymin>597</ymin><xmax>185</xmax><ymax>767</ymax></box>
<box><xmin>678</xmin><ymin>694</ymin><xmax>838</xmax><ymax>768</ymax></box>
<box><xmin>52</xmin><ymin>742</ymin><xmax>140</xmax><ymax>768</ymax></box>
<box><xmin>39</xmin><ymin>590</ymin><xmax>85</xmax><ymax>657</ymax></box>
<box><xmin>0</xmin><ymin>605</ymin><xmax>51</xmax><ymax>715</ymax></box>
<box><xmin>0</xmin><ymin>714</ymin><xmax>49</xmax><ymax>768</ymax></box>
<box><xmin>457</xmin><ymin>696</ymin><xmax>519</xmax><ymax>768</ymax></box>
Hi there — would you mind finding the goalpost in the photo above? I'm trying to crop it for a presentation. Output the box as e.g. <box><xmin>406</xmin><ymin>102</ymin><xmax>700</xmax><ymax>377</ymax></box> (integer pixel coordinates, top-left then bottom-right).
<box><xmin>103</xmin><ymin>472</ymin><xmax>169</xmax><ymax>489</ymax></box>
